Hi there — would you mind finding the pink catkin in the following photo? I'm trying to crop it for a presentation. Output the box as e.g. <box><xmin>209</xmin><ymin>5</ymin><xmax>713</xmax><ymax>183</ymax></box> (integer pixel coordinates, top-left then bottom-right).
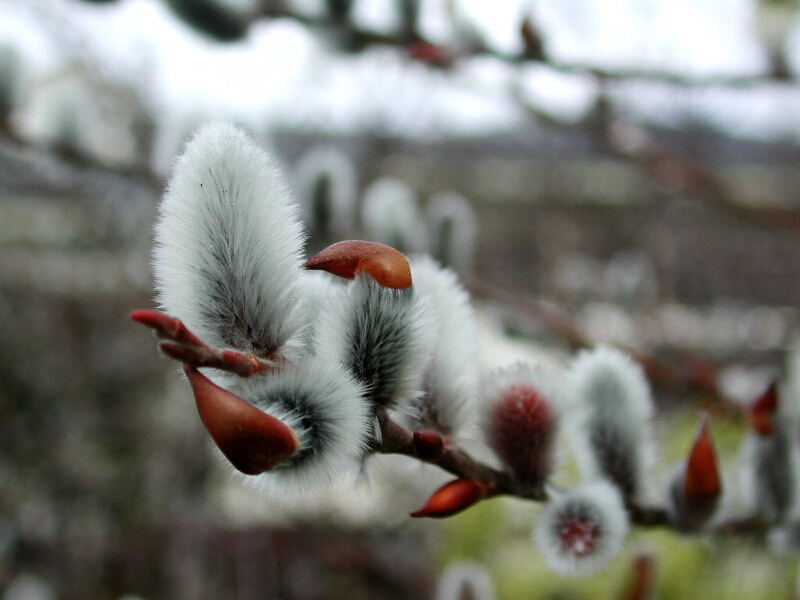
<box><xmin>488</xmin><ymin>384</ymin><xmax>557</xmax><ymax>484</ymax></box>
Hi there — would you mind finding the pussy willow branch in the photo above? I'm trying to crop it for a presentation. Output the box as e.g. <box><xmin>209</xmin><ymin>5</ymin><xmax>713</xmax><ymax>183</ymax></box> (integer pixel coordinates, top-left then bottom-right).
<box><xmin>133</xmin><ymin>311</ymin><xmax>775</xmax><ymax>536</ymax></box>
<box><xmin>131</xmin><ymin>309</ymin><xmax>282</xmax><ymax>377</ymax></box>
<box><xmin>374</xmin><ymin>418</ymin><xmax>779</xmax><ymax>534</ymax></box>
<box><xmin>373</xmin><ymin>407</ymin><xmax>677</xmax><ymax>526</ymax></box>
<box><xmin>374</xmin><ymin>408</ymin><xmax>546</xmax><ymax>501</ymax></box>
<box><xmin>251</xmin><ymin>5</ymin><xmax>796</xmax><ymax>88</ymax></box>
<box><xmin>465</xmin><ymin>276</ymin><xmax>730</xmax><ymax>407</ymax></box>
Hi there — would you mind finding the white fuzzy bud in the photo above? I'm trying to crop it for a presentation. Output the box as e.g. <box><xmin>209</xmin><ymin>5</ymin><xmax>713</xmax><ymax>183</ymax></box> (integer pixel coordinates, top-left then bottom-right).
<box><xmin>534</xmin><ymin>480</ymin><xmax>629</xmax><ymax>577</ymax></box>
<box><xmin>425</xmin><ymin>192</ymin><xmax>477</xmax><ymax>276</ymax></box>
<box><xmin>315</xmin><ymin>272</ymin><xmax>436</xmax><ymax>414</ymax></box>
<box><xmin>360</xmin><ymin>178</ymin><xmax>428</xmax><ymax>254</ymax></box>
<box><xmin>435</xmin><ymin>561</ymin><xmax>496</xmax><ymax>600</ymax></box>
<box><xmin>564</xmin><ymin>346</ymin><xmax>655</xmax><ymax>502</ymax></box>
<box><xmin>295</xmin><ymin>269</ymin><xmax>344</xmax><ymax>354</ymax></box>
<box><xmin>233</xmin><ymin>358</ymin><xmax>371</xmax><ymax>495</ymax></box>
<box><xmin>739</xmin><ymin>417</ymin><xmax>800</xmax><ymax>524</ymax></box>
<box><xmin>407</xmin><ymin>256</ymin><xmax>479</xmax><ymax>439</ymax></box>
<box><xmin>293</xmin><ymin>144</ymin><xmax>358</xmax><ymax>251</ymax></box>
<box><xmin>154</xmin><ymin>122</ymin><xmax>307</xmax><ymax>363</ymax></box>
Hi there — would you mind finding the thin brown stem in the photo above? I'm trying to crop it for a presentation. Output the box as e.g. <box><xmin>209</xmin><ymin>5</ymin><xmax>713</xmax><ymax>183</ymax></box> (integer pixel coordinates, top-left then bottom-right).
<box><xmin>130</xmin><ymin>309</ymin><xmax>281</xmax><ymax>377</ymax></box>
<box><xmin>375</xmin><ymin>411</ymin><xmax>720</xmax><ymax>531</ymax></box>
<box><xmin>375</xmin><ymin>409</ymin><xmax>546</xmax><ymax>500</ymax></box>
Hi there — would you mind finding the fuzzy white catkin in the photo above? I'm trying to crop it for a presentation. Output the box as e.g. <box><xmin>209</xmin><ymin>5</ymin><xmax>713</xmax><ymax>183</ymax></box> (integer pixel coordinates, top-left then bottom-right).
<box><xmin>534</xmin><ymin>480</ymin><xmax>629</xmax><ymax>577</ymax></box>
<box><xmin>425</xmin><ymin>192</ymin><xmax>477</xmax><ymax>276</ymax></box>
<box><xmin>295</xmin><ymin>269</ymin><xmax>344</xmax><ymax>354</ymax></box>
<box><xmin>739</xmin><ymin>417</ymin><xmax>800</xmax><ymax>524</ymax></box>
<box><xmin>232</xmin><ymin>358</ymin><xmax>371</xmax><ymax>495</ymax></box>
<box><xmin>153</xmin><ymin>122</ymin><xmax>307</xmax><ymax>363</ymax></box>
<box><xmin>407</xmin><ymin>256</ymin><xmax>479</xmax><ymax>439</ymax></box>
<box><xmin>314</xmin><ymin>272</ymin><xmax>436</xmax><ymax>415</ymax></box>
<box><xmin>360</xmin><ymin>178</ymin><xmax>429</xmax><ymax>254</ymax></box>
<box><xmin>435</xmin><ymin>561</ymin><xmax>496</xmax><ymax>600</ymax></box>
<box><xmin>152</xmin><ymin>122</ymin><xmax>373</xmax><ymax>493</ymax></box>
<box><xmin>293</xmin><ymin>144</ymin><xmax>358</xmax><ymax>244</ymax></box>
<box><xmin>564</xmin><ymin>345</ymin><xmax>655</xmax><ymax>501</ymax></box>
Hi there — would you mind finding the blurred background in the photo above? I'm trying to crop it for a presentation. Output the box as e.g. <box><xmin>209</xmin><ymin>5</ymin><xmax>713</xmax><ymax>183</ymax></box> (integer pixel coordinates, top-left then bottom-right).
<box><xmin>2</xmin><ymin>0</ymin><xmax>800</xmax><ymax>598</ymax></box>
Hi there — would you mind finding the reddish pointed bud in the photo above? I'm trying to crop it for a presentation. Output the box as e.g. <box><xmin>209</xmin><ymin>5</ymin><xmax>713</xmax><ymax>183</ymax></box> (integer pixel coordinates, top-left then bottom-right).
<box><xmin>684</xmin><ymin>418</ymin><xmax>721</xmax><ymax>500</ymax></box>
<box><xmin>410</xmin><ymin>479</ymin><xmax>486</xmax><ymax>518</ymax></box>
<box><xmin>620</xmin><ymin>552</ymin><xmax>655</xmax><ymax>600</ymax></box>
<box><xmin>487</xmin><ymin>383</ymin><xmax>557</xmax><ymax>484</ymax></box>
<box><xmin>670</xmin><ymin>417</ymin><xmax>721</xmax><ymax>531</ymax></box>
<box><xmin>304</xmin><ymin>240</ymin><xmax>412</xmax><ymax>289</ymax></box>
<box><xmin>184</xmin><ymin>366</ymin><xmax>300</xmax><ymax>475</ymax></box>
<box><xmin>748</xmin><ymin>383</ymin><xmax>778</xmax><ymax>436</ymax></box>
<box><xmin>413</xmin><ymin>429</ymin><xmax>445</xmax><ymax>460</ymax></box>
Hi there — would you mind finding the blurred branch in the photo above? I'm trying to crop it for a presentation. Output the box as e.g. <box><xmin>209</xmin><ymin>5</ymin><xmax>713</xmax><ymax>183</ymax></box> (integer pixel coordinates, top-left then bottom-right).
<box><xmin>606</xmin><ymin>116</ymin><xmax>800</xmax><ymax>233</ymax></box>
<box><xmin>184</xmin><ymin>2</ymin><xmax>800</xmax><ymax>88</ymax></box>
<box><xmin>466</xmin><ymin>275</ymin><xmax>730</xmax><ymax>406</ymax></box>
<box><xmin>374</xmin><ymin>408</ymin><xmax>778</xmax><ymax>539</ymax></box>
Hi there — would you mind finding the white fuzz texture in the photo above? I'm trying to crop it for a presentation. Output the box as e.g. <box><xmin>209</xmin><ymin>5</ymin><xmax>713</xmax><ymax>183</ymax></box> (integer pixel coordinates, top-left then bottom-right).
<box><xmin>426</xmin><ymin>191</ymin><xmax>477</xmax><ymax>275</ymax></box>
<box><xmin>154</xmin><ymin>122</ymin><xmax>306</xmax><ymax>361</ymax></box>
<box><xmin>535</xmin><ymin>480</ymin><xmax>629</xmax><ymax>577</ymax></box>
<box><xmin>233</xmin><ymin>358</ymin><xmax>371</xmax><ymax>496</ymax></box>
<box><xmin>315</xmin><ymin>272</ymin><xmax>436</xmax><ymax>414</ymax></box>
<box><xmin>435</xmin><ymin>561</ymin><xmax>496</xmax><ymax>600</ymax></box>
<box><xmin>407</xmin><ymin>256</ymin><xmax>479</xmax><ymax>439</ymax></box>
<box><xmin>481</xmin><ymin>362</ymin><xmax>562</xmax><ymax>419</ymax></box>
<box><xmin>360</xmin><ymin>178</ymin><xmax>429</xmax><ymax>254</ymax></box>
<box><xmin>565</xmin><ymin>345</ymin><xmax>655</xmax><ymax>501</ymax></box>
<box><xmin>293</xmin><ymin>144</ymin><xmax>357</xmax><ymax>244</ymax></box>
<box><xmin>295</xmin><ymin>269</ymin><xmax>344</xmax><ymax>353</ymax></box>
<box><xmin>738</xmin><ymin>419</ymin><xmax>800</xmax><ymax>523</ymax></box>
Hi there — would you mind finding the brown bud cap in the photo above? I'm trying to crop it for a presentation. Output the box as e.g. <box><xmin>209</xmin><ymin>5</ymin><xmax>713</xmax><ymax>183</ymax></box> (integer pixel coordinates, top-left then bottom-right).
<box><xmin>184</xmin><ymin>366</ymin><xmax>300</xmax><ymax>475</ymax></box>
<box><xmin>748</xmin><ymin>382</ymin><xmax>778</xmax><ymax>436</ymax></box>
<box><xmin>413</xmin><ymin>429</ymin><xmax>445</xmax><ymax>460</ymax></box>
<box><xmin>304</xmin><ymin>240</ymin><xmax>412</xmax><ymax>289</ymax></box>
<box><xmin>410</xmin><ymin>478</ymin><xmax>486</xmax><ymax>519</ymax></box>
